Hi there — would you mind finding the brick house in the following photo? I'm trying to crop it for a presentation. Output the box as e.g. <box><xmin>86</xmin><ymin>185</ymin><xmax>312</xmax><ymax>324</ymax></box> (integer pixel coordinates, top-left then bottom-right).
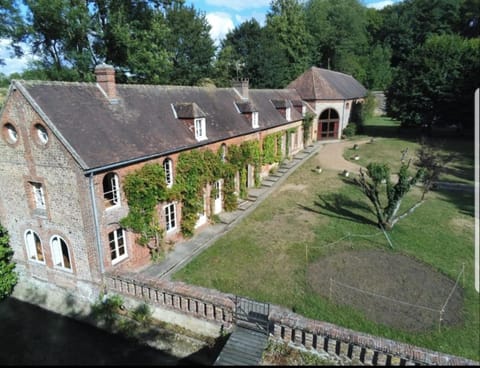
<box><xmin>0</xmin><ymin>64</ymin><xmax>366</xmax><ymax>300</ymax></box>
<box><xmin>288</xmin><ymin>66</ymin><xmax>367</xmax><ymax>140</ymax></box>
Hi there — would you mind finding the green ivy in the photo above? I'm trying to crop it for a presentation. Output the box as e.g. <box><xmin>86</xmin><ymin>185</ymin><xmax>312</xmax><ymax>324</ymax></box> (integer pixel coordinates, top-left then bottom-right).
<box><xmin>120</xmin><ymin>163</ymin><xmax>173</xmax><ymax>253</ymax></box>
<box><xmin>121</xmin><ymin>137</ymin><xmax>286</xmax><ymax>254</ymax></box>
<box><xmin>302</xmin><ymin>112</ymin><xmax>315</xmax><ymax>146</ymax></box>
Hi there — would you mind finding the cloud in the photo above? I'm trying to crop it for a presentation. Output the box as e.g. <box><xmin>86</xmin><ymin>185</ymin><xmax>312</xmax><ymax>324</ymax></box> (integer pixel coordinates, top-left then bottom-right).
<box><xmin>365</xmin><ymin>0</ymin><xmax>395</xmax><ymax>9</ymax></box>
<box><xmin>0</xmin><ymin>39</ymin><xmax>35</xmax><ymax>76</ymax></box>
<box><xmin>235</xmin><ymin>11</ymin><xmax>266</xmax><ymax>26</ymax></box>
<box><xmin>205</xmin><ymin>0</ymin><xmax>270</xmax><ymax>11</ymax></box>
<box><xmin>206</xmin><ymin>12</ymin><xmax>235</xmax><ymax>46</ymax></box>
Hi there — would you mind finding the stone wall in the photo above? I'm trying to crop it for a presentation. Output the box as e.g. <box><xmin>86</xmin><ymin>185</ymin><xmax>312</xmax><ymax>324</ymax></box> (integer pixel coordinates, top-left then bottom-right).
<box><xmin>104</xmin><ymin>273</ymin><xmax>479</xmax><ymax>366</ymax></box>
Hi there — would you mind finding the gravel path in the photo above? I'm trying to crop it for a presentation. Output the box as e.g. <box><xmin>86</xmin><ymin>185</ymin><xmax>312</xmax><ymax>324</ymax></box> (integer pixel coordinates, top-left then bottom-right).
<box><xmin>313</xmin><ymin>139</ymin><xmax>370</xmax><ymax>174</ymax></box>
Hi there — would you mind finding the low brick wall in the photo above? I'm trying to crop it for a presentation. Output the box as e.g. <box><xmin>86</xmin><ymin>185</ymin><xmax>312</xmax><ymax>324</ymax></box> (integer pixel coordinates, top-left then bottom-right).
<box><xmin>104</xmin><ymin>273</ymin><xmax>479</xmax><ymax>366</ymax></box>
<box><xmin>104</xmin><ymin>272</ymin><xmax>235</xmax><ymax>329</ymax></box>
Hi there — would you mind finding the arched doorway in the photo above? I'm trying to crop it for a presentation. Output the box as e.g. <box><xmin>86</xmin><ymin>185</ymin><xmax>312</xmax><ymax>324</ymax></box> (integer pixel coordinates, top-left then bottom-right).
<box><xmin>317</xmin><ymin>108</ymin><xmax>339</xmax><ymax>140</ymax></box>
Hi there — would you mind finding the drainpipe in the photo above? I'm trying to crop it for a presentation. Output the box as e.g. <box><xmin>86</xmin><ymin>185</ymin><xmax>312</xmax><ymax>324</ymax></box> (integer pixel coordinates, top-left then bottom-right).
<box><xmin>341</xmin><ymin>100</ymin><xmax>346</xmax><ymax>139</ymax></box>
<box><xmin>89</xmin><ymin>172</ymin><xmax>104</xmax><ymax>274</ymax></box>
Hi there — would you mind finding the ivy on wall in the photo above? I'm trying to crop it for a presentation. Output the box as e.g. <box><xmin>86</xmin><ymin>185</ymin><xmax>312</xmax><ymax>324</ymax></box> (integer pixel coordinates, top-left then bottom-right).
<box><xmin>120</xmin><ymin>132</ymin><xmax>293</xmax><ymax>257</ymax></box>
<box><xmin>302</xmin><ymin>112</ymin><xmax>315</xmax><ymax>146</ymax></box>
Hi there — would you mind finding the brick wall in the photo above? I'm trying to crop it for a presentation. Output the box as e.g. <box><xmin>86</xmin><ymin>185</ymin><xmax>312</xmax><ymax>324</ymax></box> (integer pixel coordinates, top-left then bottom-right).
<box><xmin>0</xmin><ymin>90</ymin><xmax>101</xmax><ymax>292</ymax></box>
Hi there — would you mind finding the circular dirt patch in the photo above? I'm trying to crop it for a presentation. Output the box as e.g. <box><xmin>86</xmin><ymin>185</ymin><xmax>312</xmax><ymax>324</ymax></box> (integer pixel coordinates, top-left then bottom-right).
<box><xmin>307</xmin><ymin>249</ymin><xmax>464</xmax><ymax>332</ymax></box>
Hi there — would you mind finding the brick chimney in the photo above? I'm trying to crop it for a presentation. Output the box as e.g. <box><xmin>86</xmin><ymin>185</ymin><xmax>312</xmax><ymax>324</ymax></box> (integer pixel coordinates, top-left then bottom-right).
<box><xmin>95</xmin><ymin>63</ymin><xmax>117</xmax><ymax>100</ymax></box>
<box><xmin>233</xmin><ymin>78</ymin><xmax>249</xmax><ymax>100</ymax></box>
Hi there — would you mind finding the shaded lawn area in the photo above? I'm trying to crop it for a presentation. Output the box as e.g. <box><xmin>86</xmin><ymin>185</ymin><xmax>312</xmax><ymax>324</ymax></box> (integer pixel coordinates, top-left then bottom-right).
<box><xmin>173</xmin><ymin>150</ymin><xmax>479</xmax><ymax>361</ymax></box>
<box><xmin>344</xmin><ymin>117</ymin><xmax>475</xmax><ymax>185</ymax></box>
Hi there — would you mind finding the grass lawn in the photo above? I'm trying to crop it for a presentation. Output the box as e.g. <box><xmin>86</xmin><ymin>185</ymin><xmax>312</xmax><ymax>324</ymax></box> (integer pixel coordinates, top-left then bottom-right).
<box><xmin>172</xmin><ymin>117</ymin><xmax>479</xmax><ymax>361</ymax></box>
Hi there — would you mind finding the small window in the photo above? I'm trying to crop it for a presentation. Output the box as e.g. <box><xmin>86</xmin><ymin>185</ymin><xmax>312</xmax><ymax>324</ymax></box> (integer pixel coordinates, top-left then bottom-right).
<box><xmin>286</xmin><ymin>107</ymin><xmax>291</xmax><ymax>121</ymax></box>
<box><xmin>50</xmin><ymin>235</ymin><xmax>72</xmax><ymax>271</ymax></box>
<box><xmin>35</xmin><ymin>124</ymin><xmax>49</xmax><ymax>144</ymax></box>
<box><xmin>221</xmin><ymin>144</ymin><xmax>227</xmax><ymax>162</ymax></box>
<box><xmin>103</xmin><ymin>173</ymin><xmax>120</xmax><ymax>209</ymax></box>
<box><xmin>3</xmin><ymin>123</ymin><xmax>18</xmax><ymax>144</ymax></box>
<box><xmin>252</xmin><ymin>112</ymin><xmax>259</xmax><ymax>128</ymax></box>
<box><xmin>31</xmin><ymin>182</ymin><xmax>46</xmax><ymax>210</ymax></box>
<box><xmin>24</xmin><ymin>230</ymin><xmax>45</xmax><ymax>263</ymax></box>
<box><xmin>194</xmin><ymin>118</ymin><xmax>207</xmax><ymax>141</ymax></box>
<box><xmin>163</xmin><ymin>158</ymin><xmax>173</xmax><ymax>188</ymax></box>
<box><xmin>164</xmin><ymin>202</ymin><xmax>177</xmax><ymax>232</ymax></box>
<box><xmin>109</xmin><ymin>228</ymin><xmax>127</xmax><ymax>264</ymax></box>
<box><xmin>302</xmin><ymin>105</ymin><xmax>306</xmax><ymax>117</ymax></box>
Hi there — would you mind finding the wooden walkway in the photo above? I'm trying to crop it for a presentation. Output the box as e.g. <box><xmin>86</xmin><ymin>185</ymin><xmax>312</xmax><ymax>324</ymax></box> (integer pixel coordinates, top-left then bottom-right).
<box><xmin>214</xmin><ymin>326</ymin><xmax>269</xmax><ymax>366</ymax></box>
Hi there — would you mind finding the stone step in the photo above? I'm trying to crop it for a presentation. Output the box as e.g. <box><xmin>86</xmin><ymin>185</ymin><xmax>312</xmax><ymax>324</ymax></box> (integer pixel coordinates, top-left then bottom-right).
<box><xmin>261</xmin><ymin>180</ymin><xmax>275</xmax><ymax>188</ymax></box>
<box><xmin>237</xmin><ymin>200</ymin><xmax>254</xmax><ymax>211</ymax></box>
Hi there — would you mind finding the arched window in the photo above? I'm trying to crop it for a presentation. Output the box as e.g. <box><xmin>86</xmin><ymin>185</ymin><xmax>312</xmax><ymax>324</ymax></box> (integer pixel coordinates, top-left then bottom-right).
<box><xmin>24</xmin><ymin>230</ymin><xmax>45</xmax><ymax>263</ymax></box>
<box><xmin>163</xmin><ymin>158</ymin><xmax>173</xmax><ymax>188</ymax></box>
<box><xmin>103</xmin><ymin>173</ymin><xmax>120</xmax><ymax>208</ymax></box>
<box><xmin>50</xmin><ymin>235</ymin><xmax>72</xmax><ymax>271</ymax></box>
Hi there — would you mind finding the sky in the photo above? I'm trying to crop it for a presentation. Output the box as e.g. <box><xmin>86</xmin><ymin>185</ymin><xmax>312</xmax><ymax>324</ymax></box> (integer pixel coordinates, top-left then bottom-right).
<box><xmin>0</xmin><ymin>0</ymin><xmax>401</xmax><ymax>76</ymax></box>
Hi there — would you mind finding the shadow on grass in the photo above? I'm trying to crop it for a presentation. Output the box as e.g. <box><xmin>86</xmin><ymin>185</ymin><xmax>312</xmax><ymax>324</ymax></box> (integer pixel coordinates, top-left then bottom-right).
<box><xmin>298</xmin><ymin>193</ymin><xmax>377</xmax><ymax>227</ymax></box>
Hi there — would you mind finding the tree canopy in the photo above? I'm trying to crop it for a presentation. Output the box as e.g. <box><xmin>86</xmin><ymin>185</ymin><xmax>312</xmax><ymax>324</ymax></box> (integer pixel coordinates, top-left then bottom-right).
<box><xmin>0</xmin><ymin>0</ymin><xmax>478</xmax><ymax>132</ymax></box>
<box><xmin>0</xmin><ymin>223</ymin><xmax>17</xmax><ymax>301</ymax></box>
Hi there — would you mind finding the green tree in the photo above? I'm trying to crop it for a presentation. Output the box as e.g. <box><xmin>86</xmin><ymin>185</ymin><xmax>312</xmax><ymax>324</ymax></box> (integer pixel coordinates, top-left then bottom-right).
<box><xmin>164</xmin><ymin>3</ymin><xmax>215</xmax><ymax>85</ymax></box>
<box><xmin>354</xmin><ymin>161</ymin><xmax>425</xmax><ymax>230</ymax></box>
<box><xmin>305</xmin><ymin>0</ymin><xmax>369</xmax><ymax>78</ymax></box>
<box><xmin>386</xmin><ymin>34</ymin><xmax>480</xmax><ymax>131</ymax></box>
<box><xmin>215</xmin><ymin>19</ymin><xmax>264</xmax><ymax>87</ymax></box>
<box><xmin>0</xmin><ymin>0</ymin><xmax>23</xmax><ymax>65</ymax></box>
<box><xmin>0</xmin><ymin>223</ymin><xmax>17</xmax><ymax>301</ymax></box>
<box><xmin>259</xmin><ymin>0</ymin><xmax>313</xmax><ymax>88</ymax></box>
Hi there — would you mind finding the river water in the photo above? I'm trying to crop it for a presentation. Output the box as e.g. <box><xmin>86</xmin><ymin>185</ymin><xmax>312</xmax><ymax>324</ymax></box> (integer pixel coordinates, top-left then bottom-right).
<box><xmin>0</xmin><ymin>297</ymin><xmax>209</xmax><ymax>365</ymax></box>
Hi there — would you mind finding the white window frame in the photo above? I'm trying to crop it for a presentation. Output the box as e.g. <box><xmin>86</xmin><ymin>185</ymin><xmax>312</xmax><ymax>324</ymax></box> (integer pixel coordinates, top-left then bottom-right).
<box><xmin>109</xmin><ymin>228</ymin><xmax>128</xmax><ymax>265</ymax></box>
<box><xmin>5</xmin><ymin>123</ymin><xmax>18</xmax><ymax>143</ymax></box>
<box><xmin>286</xmin><ymin>107</ymin><xmax>291</xmax><ymax>121</ymax></box>
<box><xmin>252</xmin><ymin>111</ymin><xmax>259</xmax><ymax>128</ymax></box>
<box><xmin>103</xmin><ymin>173</ymin><xmax>120</xmax><ymax>209</ymax></box>
<box><xmin>35</xmin><ymin>124</ymin><xmax>49</xmax><ymax>144</ymax></box>
<box><xmin>194</xmin><ymin>118</ymin><xmax>207</xmax><ymax>141</ymax></box>
<box><xmin>163</xmin><ymin>158</ymin><xmax>173</xmax><ymax>188</ymax></box>
<box><xmin>31</xmin><ymin>182</ymin><xmax>46</xmax><ymax>210</ymax></box>
<box><xmin>164</xmin><ymin>202</ymin><xmax>177</xmax><ymax>233</ymax></box>
<box><xmin>221</xmin><ymin>144</ymin><xmax>227</xmax><ymax>162</ymax></box>
<box><xmin>50</xmin><ymin>235</ymin><xmax>72</xmax><ymax>271</ymax></box>
<box><xmin>24</xmin><ymin>229</ymin><xmax>45</xmax><ymax>263</ymax></box>
<box><xmin>302</xmin><ymin>105</ymin><xmax>306</xmax><ymax>117</ymax></box>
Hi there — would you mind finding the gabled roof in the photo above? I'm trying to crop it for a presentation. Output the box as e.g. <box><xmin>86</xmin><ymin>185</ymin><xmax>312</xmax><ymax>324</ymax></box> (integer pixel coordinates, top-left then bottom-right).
<box><xmin>15</xmin><ymin>81</ymin><xmax>306</xmax><ymax>172</ymax></box>
<box><xmin>287</xmin><ymin>67</ymin><xmax>367</xmax><ymax>100</ymax></box>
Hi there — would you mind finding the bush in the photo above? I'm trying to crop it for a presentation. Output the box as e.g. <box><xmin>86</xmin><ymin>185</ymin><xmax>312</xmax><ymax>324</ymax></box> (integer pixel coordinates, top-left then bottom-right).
<box><xmin>343</xmin><ymin>123</ymin><xmax>357</xmax><ymax>137</ymax></box>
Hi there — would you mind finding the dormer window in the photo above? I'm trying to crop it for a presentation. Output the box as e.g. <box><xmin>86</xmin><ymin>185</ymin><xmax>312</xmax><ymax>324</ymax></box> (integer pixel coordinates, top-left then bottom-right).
<box><xmin>194</xmin><ymin>118</ymin><xmax>207</xmax><ymax>141</ymax></box>
<box><xmin>302</xmin><ymin>105</ymin><xmax>306</xmax><ymax>116</ymax></box>
<box><xmin>285</xmin><ymin>107</ymin><xmax>291</xmax><ymax>121</ymax></box>
<box><xmin>252</xmin><ymin>112</ymin><xmax>259</xmax><ymax>128</ymax></box>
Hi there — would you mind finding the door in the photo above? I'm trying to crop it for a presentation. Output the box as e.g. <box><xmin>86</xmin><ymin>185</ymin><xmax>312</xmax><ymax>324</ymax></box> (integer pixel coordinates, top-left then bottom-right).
<box><xmin>214</xmin><ymin>179</ymin><xmax>223</xmax><ymax>214</ymax></box>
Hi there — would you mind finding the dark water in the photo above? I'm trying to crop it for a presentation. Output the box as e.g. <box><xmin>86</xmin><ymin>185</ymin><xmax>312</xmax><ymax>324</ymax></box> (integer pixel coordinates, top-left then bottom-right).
<box><xmin>0</xmin><ymin>297</ymin><xmax>210</xmax><ymax>365</ymax></box>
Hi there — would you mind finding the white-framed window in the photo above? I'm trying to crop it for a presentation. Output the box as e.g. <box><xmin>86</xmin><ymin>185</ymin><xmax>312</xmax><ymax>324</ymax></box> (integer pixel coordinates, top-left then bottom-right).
<box><xmin>302</xmin><ymin>105</ymin><xmax>306</xmax><ymax>117</ymax></box>
<box><xmin>164</xmin><ymin>202</ymin><xmax>177</xmax><ymax>232</ymax></box>
<box><xmin>286</xmin><ymin>107</ymin><xmax>291</xmax><ymax>121</ymax></box>
<box><xmin>221</xmin><ymin>144</ymin><xmax>227</xmax><ymax>162</ymax></box>
<box><xmin>163</xmin><ymin>158</ymin><xmax>173</xmax><ymax>188</ymax></box>
<box><xmin>252</xmin><ymin>111</ymin><xmax>259</xmax><ymax>128</ymax></box>
<box><xmin>31</xmin><ymin>182</ymin><xmax>46</xmax><ymax>210</ymax></box>
<box><xmin>35</xmin><ymin>124</ymin><xmax>49</xmax><ymax>144</ymax></box>
<box><xmin>3</xmin><ymin>123</ymin><xmax>18</xmax><ymax>144</ymax></box>
<box><xmin>50</xmin><ymin>235</ymin><xmax>72</xmax><ymax>271</ymax></box>
<box><xmin>194</xmin><ymin>118</ymin><xmax>207</xmax><ymax>141</ymax></box>
<box><xmin>103</xmin><ymin>173</ymin><xmax>120</xmax><ymax>209</ymax></box>
<box><xmin>24</xmin><ymin>229</ymin><xmax>45</xmax><ymax>263</ymax></box>
<box><xmin>109</xmin><ymin>228</ymin><xmax>127</xmax><ymax>264</ymax></box>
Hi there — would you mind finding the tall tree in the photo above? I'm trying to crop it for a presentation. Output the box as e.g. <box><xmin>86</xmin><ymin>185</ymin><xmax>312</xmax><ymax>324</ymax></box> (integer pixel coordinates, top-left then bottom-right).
<box><xmin>215</xmin><ymin>19</ymin><xmax>264</xmax><ymax>87</ymax></box>
<box><xmin>0</xmin><ymin>223</ymin><xmax>17</xmax><ymax>301</ymax></box>
<box><xmin>164</xmin><ymin>3</ymin><xmax>215</xmax><ymax>85</ymax></box>
<box><xmin>386</xmin><ymin>34</ymin><xmax>480</xmax><ymax>131</ymax></box>
<box><xmin>305</xmin><ymin>0</ymin><xmax>369</xmax><ymax>77</ymax></box>
<box><xmin>259</xmin><ymin>0</ymin><xmax>313</xmax><ymax>88</ymax></box>
<box><xmin>0</xmin><ymin>0</ymin><xmax>23</xmax><ymax>66</ymax></box>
